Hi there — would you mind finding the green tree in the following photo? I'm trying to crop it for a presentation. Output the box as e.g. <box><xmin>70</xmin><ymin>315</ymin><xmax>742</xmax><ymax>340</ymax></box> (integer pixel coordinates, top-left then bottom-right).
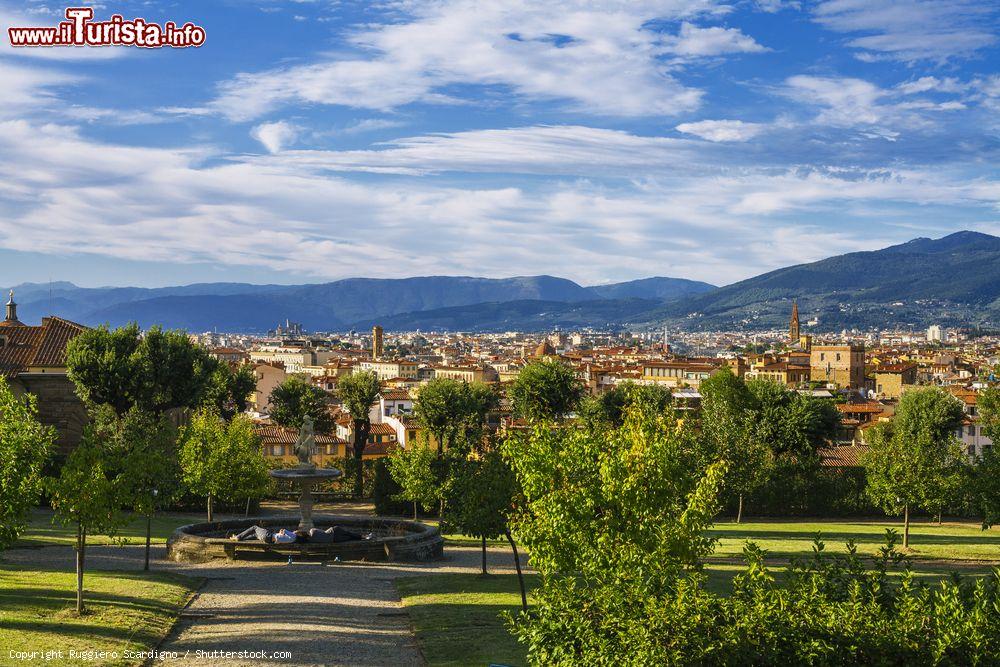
<box><xmin>445</xmin><ymin>449</ymin><xmax>526</xmax><ymax>609</ymax></box>
<box><xmin>504</xmin><ymin>410</ymin><xmax>727</xmax><ymax>661</ymax></box>
<box><xmin>509</xmin><ymin>359</ymin><xmax>584</xmax><ymax>422</ymax></box>
<box><xmin>387</xmin><ymin>443</ymin><xmax>439</xmax><ymax>519</ymax></box>
<box><xmin>581</xmin><ymin>381</ymin><xmax>672</xmax><ymax>429</ymax></box>
<box><xmin>105</xmin><ymin>407</ymin><xmax>181</xmax><ymax>570</ymax></box>
<box><xmin>0</xmin><ymin>377</ymin><xmax>54</xmax><ymax>550</ymax></box>
<box><xmin>66</xmin><ymin>323</ymin><xmax>218</xmax><ymax>416</ymax></box>
<box><xmin>862</xmin><ymin>387</ymin><xmax>966</xmax><ymax>547</ymax></box>
<box><xmin>414</xmin><ymin>378</ymin><xmax>469</xmax><ymax>455</ymax></box>
<box><xmin>973</xmin><ymin>386</ymin><xmax>1000</xmax><ymax>527</ymax></box>
<box><xmin>46</xmin><ymin>426</ymin><xmax>129</xmax><ymax>614</ymax></box>
<box><xmin>204</xmin><ymin>362</ymin><xmax>257</xmax><ymax>421</ymax></box>
<box><xmin>461</xmin><ymin>382</ymin><xmax>502</xmax><ymax>450</ymax></box>
<box><xmin>179</xmin><ymin>410</ymin><xmax>271</xmax><ymax>522</ymax></box>
<box><xmin>337</xmin><ymin>371</ymin><xmax>382</xmax><ymax>497</ymax></box>
<box><xmin>269</xmin><ymin>376</ymin><xmax>333</xmax><ymax>433</ymax></box>
<box><xmin>700</xmin><ymin>368</ymin><xmax>766</xmax><ymax>523</ymax></box>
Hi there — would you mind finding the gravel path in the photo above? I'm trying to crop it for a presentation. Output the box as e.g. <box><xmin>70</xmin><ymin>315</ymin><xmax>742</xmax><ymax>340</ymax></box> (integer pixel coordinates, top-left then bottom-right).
<box><xmin>2</xmin><ymin>518</ymin><xmax>527</xmax><ymax>667</ymax></box>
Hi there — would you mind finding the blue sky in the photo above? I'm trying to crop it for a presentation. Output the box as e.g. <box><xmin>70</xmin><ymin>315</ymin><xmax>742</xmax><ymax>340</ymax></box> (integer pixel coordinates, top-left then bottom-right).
<box><xmin>0</xmin><ymin>0</ymin><xmax>998</xmax><ymax>288</ymax></box>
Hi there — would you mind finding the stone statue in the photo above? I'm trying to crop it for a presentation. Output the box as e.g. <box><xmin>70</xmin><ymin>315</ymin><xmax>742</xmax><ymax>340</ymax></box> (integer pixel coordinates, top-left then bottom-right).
<box><xmin>293</xmin><ymin>415</ymin><xmax>317</xmax><ymax>467</ymax></box>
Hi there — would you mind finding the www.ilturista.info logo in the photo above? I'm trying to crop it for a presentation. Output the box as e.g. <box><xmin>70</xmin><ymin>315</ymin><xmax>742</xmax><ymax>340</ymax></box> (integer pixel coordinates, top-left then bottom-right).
<box><xmin>8</xmin><ymin>7</ymin><xmax>206</xmax><ymax>49</ymax></box>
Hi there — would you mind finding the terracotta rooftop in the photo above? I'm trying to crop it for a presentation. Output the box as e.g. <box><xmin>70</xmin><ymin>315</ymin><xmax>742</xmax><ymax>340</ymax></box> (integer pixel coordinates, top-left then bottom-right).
<box><xmin>0</xmin><ymin>317</ymin><xmax>87</xmax><ymax>379</ymax></box>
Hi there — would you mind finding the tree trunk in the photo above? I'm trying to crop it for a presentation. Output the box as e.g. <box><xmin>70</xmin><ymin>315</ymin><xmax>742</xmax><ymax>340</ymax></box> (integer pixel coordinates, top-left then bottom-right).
<box><xmin>245</xmin><ymin>497</ymin><xmax>251</xmax><ymax>518</ymax></box>
<box><xmin>144</xmin><ymin>512</ymin><xmax>152</xmax><ymax>571</ymax></box>
<box><xmin>937</xmin><ymin>511</ymin><xmax>942</xmax><ymax>526</ymax></box>
<box><xmin>903</xmin><ymin>504</ymin><xmax>910</xmax><ymax>549</ymax></box>
<box><xmin>354</xmin><ymin>421</ymin><xmax>368</xmax><ymax>498</ymax></box>
<box><xmin>481</xmin><ymin>535</ymin><xmax>488</xmax><ymax>576</ymax></box>
<box><xmin>413</xmin><ymin>501</ymin><xmax>418</xmax><ymax>521</ymax></box>
<box><xmin>75</xmin><ymin>522</ymin><xmax>86</xmax><ymax>614</ymax></box>
<box><xmin>207</xmin><ymin>494</ymin><xmax>214</xmax><ymax>523</ymax></box>
<box><xmin>736</xmin><ymin>494</ymin><xmax>744</xmax><ymax>524</ymax></box>
<box><xmin>505</xmin><ymin>529</ymin><xmax>528</xmax><ymax>612</ymax></box>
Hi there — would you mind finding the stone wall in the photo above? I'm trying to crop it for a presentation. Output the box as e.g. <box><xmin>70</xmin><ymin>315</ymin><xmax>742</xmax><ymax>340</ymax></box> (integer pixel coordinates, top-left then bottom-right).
<box><xmin>13</xmin><ymin>373</ymin><xmax>87</xmax><ymax>455</ymax></box>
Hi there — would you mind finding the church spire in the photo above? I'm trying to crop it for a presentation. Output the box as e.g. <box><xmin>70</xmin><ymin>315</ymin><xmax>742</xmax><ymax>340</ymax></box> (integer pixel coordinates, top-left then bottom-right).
<box><xmin>789</xmin><ymin>301</ymin><xmax>800</xmax><ymax>342</ymax></box>
<box><xmin>2</xmin><ymin>289</ymin><xmax>24</xmax><ymax>327</ymax></box>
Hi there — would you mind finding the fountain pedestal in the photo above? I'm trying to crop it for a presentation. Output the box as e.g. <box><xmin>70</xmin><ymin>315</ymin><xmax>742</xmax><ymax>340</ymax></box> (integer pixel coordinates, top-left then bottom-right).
<box><xmin>269</xmin><ymin>465</ymin><xmax>341</xmax><ymax>531</ymax></box>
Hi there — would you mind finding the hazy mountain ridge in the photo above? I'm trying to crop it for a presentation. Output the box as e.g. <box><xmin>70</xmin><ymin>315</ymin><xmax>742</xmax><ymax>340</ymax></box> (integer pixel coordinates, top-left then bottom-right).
<box><xmin>4</xmin><ymin>275</ymin><xmax>713</xmax><ymax>332</ymax></box>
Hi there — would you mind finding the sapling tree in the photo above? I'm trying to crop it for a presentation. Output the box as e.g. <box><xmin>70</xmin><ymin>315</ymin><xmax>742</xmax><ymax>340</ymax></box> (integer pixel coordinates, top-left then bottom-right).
<box><xmin>179</xmin><ymin>410</ymin><xmax>270</xmax><ymax>522</ymax></box>
<box><xmin>445</xmin><ymin>449</ymin><xmax>526</xmax><ymax>609</ymax></box>
<box><xmin>0</xmin><ymin>377</ymin><xmax>54</xmax><ymax>550</ymax></box>
<box><xmin>862</xmin><ymin>387</ymin><xmax>965</xmax><ymax>547</ymax></box>
<box><xmin>387</xmin><ymin>442</ymin><xmax>439</xmax><ymax>520</ymax></box>
<box><xmin>46</xmin><ymin>425</ymin><xmax>128</xmax><ymax>614</ymax></box>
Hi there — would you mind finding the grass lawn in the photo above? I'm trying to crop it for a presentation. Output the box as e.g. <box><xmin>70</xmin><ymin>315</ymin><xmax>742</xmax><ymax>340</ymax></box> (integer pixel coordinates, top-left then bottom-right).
<box><xmin>708</xmin><ymin>519</ymin><xmax>1000</xmax><ymax>562</ymax></box>
<box><xmin>396</xmin><ymin>573</ymin><xmax>538</xmax><ymax>667</ymax></box>
<box><xmin>16</xmin><ymin>510</ymin><xmax>202</xmax><ymax>548</ymax></box>
<box><xmin>0</xmin><ymin>565</ymin><xmax>199</xmax><ymax>666</ymax></box>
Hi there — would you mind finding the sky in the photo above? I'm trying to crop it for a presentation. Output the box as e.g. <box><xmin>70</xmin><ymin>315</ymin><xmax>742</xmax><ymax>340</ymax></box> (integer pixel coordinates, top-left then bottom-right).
<box><xmin>0</xmin><ymin>0</ymin><xmax>998</xmax><ymax>289</ymax></box>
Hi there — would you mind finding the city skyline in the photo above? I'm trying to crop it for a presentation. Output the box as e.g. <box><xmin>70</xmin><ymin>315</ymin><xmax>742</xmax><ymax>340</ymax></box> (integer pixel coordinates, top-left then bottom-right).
<box><xmin>1</xmin><ymin>0</ymin><xmax>999</xmax><ymax>288</ymax></box>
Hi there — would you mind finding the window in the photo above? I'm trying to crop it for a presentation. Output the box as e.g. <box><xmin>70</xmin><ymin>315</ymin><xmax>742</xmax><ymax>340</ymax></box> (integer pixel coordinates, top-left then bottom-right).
<box><xmin>836</xmin><ymin>353</ymin><xmax>841</xmax><ymax>361</ymax></box>
<box><xmin>272</xmin><ymin>445</ymin><xmax>283</xmax><ymax>456</ymax></box>
<box><xmin>820</xmin><ymin>353</ymin><xmax>825</xmax><ymax>361</ymax></box>
<box><xmin>968</xmin><ymin>445</ymin><xmax>976</xmax><ymax>456</ymax></box>
<box><xmin>968</xmin><ymin>425</ymin><xmax>976</xmax><ymax>437</ymax></box>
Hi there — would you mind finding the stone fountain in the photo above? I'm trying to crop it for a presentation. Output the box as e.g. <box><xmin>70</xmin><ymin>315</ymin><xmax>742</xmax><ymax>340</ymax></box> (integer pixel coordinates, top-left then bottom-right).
<box><xmin>268</xmin><ymin>415</ymin><xmax>341</xmax><ymax>530</ymax></box>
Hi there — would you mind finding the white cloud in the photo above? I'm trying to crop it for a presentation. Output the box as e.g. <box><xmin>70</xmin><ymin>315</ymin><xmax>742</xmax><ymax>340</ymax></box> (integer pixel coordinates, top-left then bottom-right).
<box><xmin>661</xmin><ymin>22</ymin><xmax>768</xmax><ymax>57</ymax></box>
<box><xmin>782</xmin><ymin>75</ymin><xmax>885</xmax><ymax>126</ymax></box>
<box><xmin>0</xmin><ymin>120</ymin><xmax>997</xmax><ymax>287</ymax></box>
<box><xmin>812</xmin><ymin>0</ymin><xmax>997</xmax><ymax>62</ymax></box>
<box><xmin>251</xmin><ymin>121</ymin><xmax>299</xmax><ymax>153</ymax></box>
<box><xmin>675</xmin><ymin>119</ymin><xmax>764</xmax><ymax>142</ymax></box>
<box><xmin>0</xmin><ymin>61</ymin><xmax>74</xmax><ymax>117</ymax></box>
<box><xmin>210</xmin><ymin>1</ymin><xmax>755</xmax><ymax>121</ymax></box>
<box><xmin>247</xmin><ymin>125</ymin><xmax>703</xmax><ymax>176</ymax></box>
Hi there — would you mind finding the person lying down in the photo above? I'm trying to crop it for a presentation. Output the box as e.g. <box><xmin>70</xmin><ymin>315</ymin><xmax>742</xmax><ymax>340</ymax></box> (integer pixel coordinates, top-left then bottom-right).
<box><xmin>230</xmin><ymin>525</ymin><xmax>372</xmax><ymax>544</ymax></box>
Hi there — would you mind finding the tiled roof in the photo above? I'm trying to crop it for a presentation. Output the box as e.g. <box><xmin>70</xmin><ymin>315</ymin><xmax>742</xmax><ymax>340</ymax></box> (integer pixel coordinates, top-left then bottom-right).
<box><xmin>836</xmin><ymin>402</ymin><xmax>885</xmax><ymax>414</ymax></box>
<box><xmin>369</xmin><ymin>422</ymin><xmax>397</xmax><ymax>436</ymax></box>
<box><xmin>380</xmin><ymin>389</ymin><xmax>411</xmax><ymax>401</ymax></box>
<box><xmin>0</xmin><ymin>317</ymin><xmax>87</xmax><ymax>379</ymax></box>
<box><xmin>818</xmin><ymin>444</ymin><xmax>868</xmax><ymax>467</ymax></box>
<box><xmin>254</xmin><ymin>423</ymin><xmax>343</xmax><ymax>445</ymax></box>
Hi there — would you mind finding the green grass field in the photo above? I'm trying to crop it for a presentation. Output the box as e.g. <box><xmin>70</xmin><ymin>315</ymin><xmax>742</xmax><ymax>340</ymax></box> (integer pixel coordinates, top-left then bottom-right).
<box><xmin>16</xmin><ymin>510</ymin><xmax>199</xmax><ymax>548</ymax></box>
<box><xmin>709</xmin><ymin>519</ymin><xmax>1000</xmax><ymax>562</ymax></box>
<box><xmin>397</xmin><ymin>573</ymin><xmax>538</xmax><ymax>667</ymax></box>
<box><xmin>0</xmin><ymin>565</ymin><xmax>199</xmax><ymax>666</ymax></box>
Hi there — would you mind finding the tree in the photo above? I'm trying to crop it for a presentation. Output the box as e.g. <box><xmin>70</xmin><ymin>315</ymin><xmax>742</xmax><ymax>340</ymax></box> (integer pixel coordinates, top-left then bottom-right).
<box><xmin>699</xmin><ymin>368</ymin><xmax>766</xmax><ymax>524</ymax></box>
<box><xmin>581</xmin><ymin>381</ymin><xmax>672</xmax><ymax>429</ymax></box>
<box><xmin>445</xmin><ymin>449</ymin><xmax>526</xmax><ymax>608</ymax></box>
<box><xmin>204</xmin><ymin>362</ymin><xmax>257</xmax><ymax>421</ymax></box>
<box><xmin>862</xmin><ymin>387</ymin><xmax>966</xmax><ymax>548</ymax></box>
<box><xmin>106</xmin><ymin>407</ymin><xmax>181</xmax><ymax>570</ymax></box>
<box><xmin>0</xmin><ymin>377</ymin><xmax>54</xmax><ymax>550</ymax></box>
<box><xmin>179</xmin><ymin>410</ymin><xmax>271</xmax><ymax>522</ymax></box>
<box><xmin>509</xmin><ymin>359</ymin><xmax>584</xmax><ymax>421</ymax></box>
<box><xmin>46</xmin><ymin>426</ymin><xmax>129</xmax><ymax>614</ymax></box>
<box><xmin>336</xmin><ymin>371</ymin><xmax>381</xmax><ymax>497</ymax></box>
<box><xmin>972</xmin><ymin>386</ymin><xmax>1000</xmax><ymax>526</ymax></box>
<box><xmin>387</xmin><ymin>443</ymin><xmax>439</xmax><ymax>519</ymax></box>
<box><xmin>269</xmin><ymin>376</ymin><xmax>333</xmax><ymax>433</ymax></box>
<box><xmin>66</xmin><ymin>323</ymin><xmax>218</xmax><ymax>415</ymax></box>
<box><xmin>414</xmin><ymin>378</ymin><xmax>469</xmax><ymax>455</ymax></box>
<box><xmin>504</xmin><ymin>410</ymin><xmax>727</xmax><ymax>661</ymax></box>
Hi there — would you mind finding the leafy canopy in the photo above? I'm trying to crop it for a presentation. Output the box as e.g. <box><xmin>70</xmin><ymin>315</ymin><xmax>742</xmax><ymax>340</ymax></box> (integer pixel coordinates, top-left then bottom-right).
<box><xmin>0</xmin><ymin>377</ymin><xmax>54</xmax><ymax>549</ymax></box>
<box><xmin>269</xmin><ymin>376</ymin><xmax>333</xmax><ymax>433</ymax></box>
<box><xmin>509</xmin><ymin>359</ymin><xmax>584</xmax><ymax>421</ymax></box>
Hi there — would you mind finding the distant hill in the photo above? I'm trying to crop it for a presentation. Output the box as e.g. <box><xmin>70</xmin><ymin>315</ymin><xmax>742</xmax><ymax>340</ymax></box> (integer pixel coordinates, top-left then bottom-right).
<box><xmin>3</xmin><ymin>275</ymin><xmax>710</xmax><ymax>332</ymax></box>
<box><xmin>7</xmin><ymin>231</ymin><xmax>996</xmax><ymax>333</ymax></box>
<box><xmin>355</xmin><ymin>298</ymin><xmax>662</xmax><ymax>332</ymax></box>
<box><xmin>646</xmin><ymin>231</ymin><xmax>1000</xmax><ymax>330</ymax></box>
<box><xmin>585</xmin><ymin>277</ymin><xmax>715</xmax><ymax>300</ymax></box>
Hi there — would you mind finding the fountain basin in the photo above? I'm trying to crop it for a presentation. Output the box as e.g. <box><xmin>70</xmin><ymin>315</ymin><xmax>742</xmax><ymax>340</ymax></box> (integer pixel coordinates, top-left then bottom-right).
<box><xmin>166</xmin><ymin>515</ymin><xmax>444</xmax><ymax>563</ymax></box>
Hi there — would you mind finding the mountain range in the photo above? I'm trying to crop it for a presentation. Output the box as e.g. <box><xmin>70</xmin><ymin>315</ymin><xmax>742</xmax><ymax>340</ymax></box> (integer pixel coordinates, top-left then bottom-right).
<box><xmin>3</xmin><ymin>275</ymin><xmax>713</xmax><ymax>333</ymax></box>
<box><xmin>5</xmin><ymin>231</ymin><xmax>998</xmax><ymax>333</ymax></box>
